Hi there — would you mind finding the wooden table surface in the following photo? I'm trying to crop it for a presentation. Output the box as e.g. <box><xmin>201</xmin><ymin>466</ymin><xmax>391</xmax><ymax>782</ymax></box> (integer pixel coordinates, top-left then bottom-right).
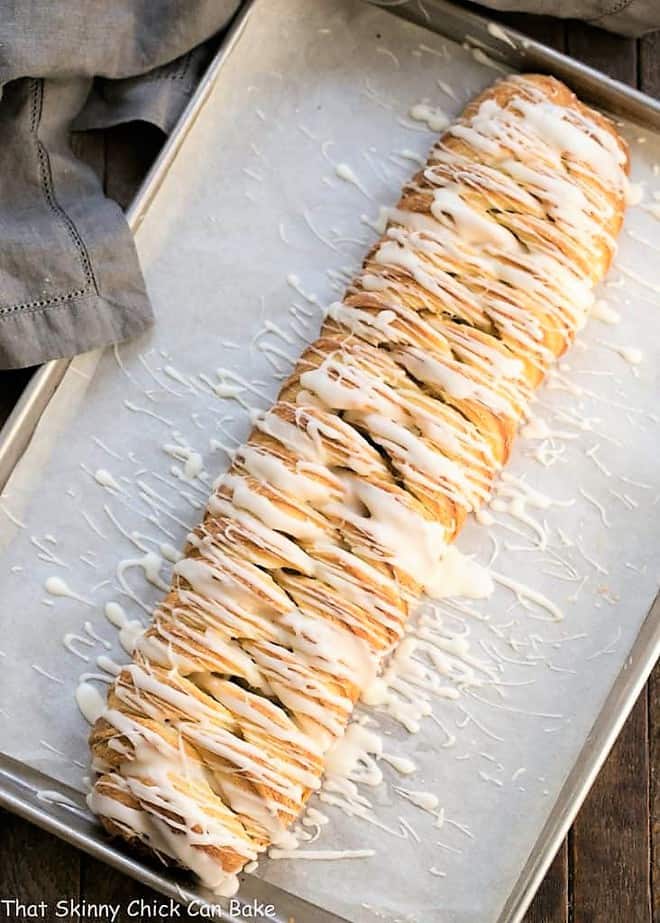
<box><xmin>0</xmin><ymin>8</ymin><xmax>658</xmax><ymax>922</ymax></box>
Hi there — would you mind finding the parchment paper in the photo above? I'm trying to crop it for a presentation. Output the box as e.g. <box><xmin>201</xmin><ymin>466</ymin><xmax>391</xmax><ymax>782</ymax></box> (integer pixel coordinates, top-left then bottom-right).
<box><xmin>1</xmin><ymin>1</ymin><xmax>659</xmax><ymax>921</ymax></box>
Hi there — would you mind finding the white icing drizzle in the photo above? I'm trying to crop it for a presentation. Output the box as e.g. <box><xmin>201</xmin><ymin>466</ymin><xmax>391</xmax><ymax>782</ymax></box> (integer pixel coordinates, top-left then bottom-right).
<box><xmin>268</xmin><ymin>848</ymin><xmax>375</xmax><ymax>860</ymax></box>
<box><xmin>578</xmin><ymin>488</ymin><xmax>612</xmax><ymax>528</ymax></box>
<box><xmin>63</xmin><ymin>632</ymin><xmax>95</xmax><ymax>662</ymax></box>
<box><xmin>486</xmin><ymin>22</ymin><xmax>516</xmax><ymax>48</ymax></box>
<box><xmin>395</xmin><ymin>787</ymin><xmax>440</xmax><ymax>814</ymax></box>
<box><xmin>409</xmin><ymin>102</ymin><xmax>450</xmax><ymax>132</ymax></box>
<box><xmin>35</xmin><ymin>790</ymin><xmax>89</xmax><ymax>820</ymax></box>
<box><xmin>381</xmin><ymin>753</ymin><xmax>417</xmax><ymax>775</ymax></box>
<box><xmin>335</xmin><ymin>164</ymin><xmax>373</xmax><ymax>199</ymax></box>
<box><xmin>44</xmin><ymin>577</ymin><xmax>93</xmax><ymax>606</ymax></box>
<box><xmin>94</xmin><ymin>469</ymin><xmax>124</xmax><ymax>493</ymax></box>
<box><xmin>104</xmin><ymin>601</ymin><xmax>144</xmax><ymax>655</ymax></box>
<box><xmin>75</xmin><ymin>72</ymin><xmax>638</xmax><ymax>896</ymax></box>
<box><xmin>598</xmin><ymin>341</ymin><xmax>643</xmax><ymax>365</ymax></box>
<box><xmin>31</xmin><ymin>536</ymin><xmax>68</xmax><ymax>568</ymax></box>
<box><xmin>590</xmin><ymin>299</ymin><xmax>621</xmax><ymax>325</ymax></box>
<box><xmin>76</xmin><ymin>682</ymin><xmax>106</xmax><ymax>724</ymax></box>
<box><xmin>31</xmin><ymin>664</ymin><xmax>64</xmax><ymax>685</ymax></box>
<box><xmin>490</xmin><ymin>572</ymin><xmax>563</xmax><ymax>622</ymax></box>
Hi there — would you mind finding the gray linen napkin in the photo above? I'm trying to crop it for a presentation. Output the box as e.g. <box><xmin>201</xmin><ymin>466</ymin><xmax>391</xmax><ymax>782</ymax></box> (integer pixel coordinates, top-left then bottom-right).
<box><xmin>475</xmin><ymin>0</ymin><xmax>660</xmax><ymax>35</ymax></box>
<box><xmin>0</xmin><ymin>1</ymin><xmax>239</xmax><ymax>369</ymax></box>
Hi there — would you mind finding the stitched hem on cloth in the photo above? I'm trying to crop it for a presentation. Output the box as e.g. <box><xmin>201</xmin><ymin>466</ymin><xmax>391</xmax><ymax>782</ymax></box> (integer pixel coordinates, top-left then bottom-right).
<box><xmin>0</xmin><ymin>286</ymin><xmax>93</xmax><ymax>319</ymax></box>
<box><xmin>0</xmin><ymin>289</ymin><xmax>154</xmax><ymax>369</ymax></box>
<box><xmin>587</xmin><ymin>0</ymin><xmax>635</xmax><ymax>23</ymax></box>
<box><xmin>27</xmin><ymin>78</ymin><xmax>100</xmax><ymax>308</ymax></box>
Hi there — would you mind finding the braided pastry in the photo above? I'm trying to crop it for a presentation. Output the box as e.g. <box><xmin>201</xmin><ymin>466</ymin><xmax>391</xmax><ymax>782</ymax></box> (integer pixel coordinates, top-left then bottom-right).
<box><xmin>88</xmin><ymin>75</ymin><xmax>629</xmax><ymax>894</ymax></box>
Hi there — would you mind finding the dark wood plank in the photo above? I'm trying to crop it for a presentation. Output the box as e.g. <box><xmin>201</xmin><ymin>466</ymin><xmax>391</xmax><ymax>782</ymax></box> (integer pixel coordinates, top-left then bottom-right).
<box><xmin>0</xmin><ymin>810</ymin><xmax>80</xmax><ymax>913</ymax></box>
<box><xmin>571</xmin><ymin>692</ymin><xmax>652</xmax><ymax>922</ymax></box>
<box><xmin>80</xmin><ymin>857</ymin><xmax>200</xmax><ymax>923</ymax></box>
<box><xmin>640</xmin><ymin>32</ymin><xmax>660</xmax><ymax>101</ymax></box>
<box><xmin>649</xmin><ymin>669</ymin><xmax>659</xmax><ymax>923</ymax></box>
<box><xmin>523</xmin><ymin>841</ymin><xmax>569</xmax><ymax>923</ymax></box>
<box><xmin>566</xmin><ymin>20</ymin><xmax>638</xmax><ymax>86</ymax></box>
<box><xmin>563</xmin><ymin>24</ymin><xmax>652</xmax><ymax>923</ymax></box>
<box><xmin>639</xmin><ymin>43</ymin><xmax>660</xmax><ymax>923</ymax></box>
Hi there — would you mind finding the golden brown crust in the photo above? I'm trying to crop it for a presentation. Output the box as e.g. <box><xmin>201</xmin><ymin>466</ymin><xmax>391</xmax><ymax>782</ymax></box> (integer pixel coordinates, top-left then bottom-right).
<box><xmin>89</xmin><ymin>74</ymin><xmax>628</xmax><ymax>888</ymax></box>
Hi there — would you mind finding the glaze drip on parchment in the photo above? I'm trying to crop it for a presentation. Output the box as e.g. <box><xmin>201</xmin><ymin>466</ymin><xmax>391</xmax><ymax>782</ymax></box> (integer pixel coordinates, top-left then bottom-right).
<box><xmin>71</xmin><ymin>74</ymin><xmax>630</xmax><ymax>895</ymax></box>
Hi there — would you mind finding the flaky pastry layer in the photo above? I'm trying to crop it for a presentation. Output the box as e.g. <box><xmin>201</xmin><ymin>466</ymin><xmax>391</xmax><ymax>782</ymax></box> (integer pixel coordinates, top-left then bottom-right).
<box><xmin>88</xmin><ymin>75</ymin><xmax>629</xmax><ymax>894</ymax></box>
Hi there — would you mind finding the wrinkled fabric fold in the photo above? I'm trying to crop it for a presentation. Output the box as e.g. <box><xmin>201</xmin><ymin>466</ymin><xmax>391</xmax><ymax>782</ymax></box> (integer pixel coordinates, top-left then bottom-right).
<box><xmin>0</xmin><ymin>0</ymin><xmax>240</xmax><ymax>369</ymax></box>
<box><xmin>467</xmin><ymin>0</ymin><xmax>660</xmax><ymax>36</ymax></box>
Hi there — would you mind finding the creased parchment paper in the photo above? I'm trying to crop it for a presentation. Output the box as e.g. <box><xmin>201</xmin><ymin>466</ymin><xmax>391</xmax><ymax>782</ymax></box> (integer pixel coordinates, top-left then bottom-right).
<box><xmin>0</xmin><ymin>1</ymin><xmax>659</xmax><ymax>920</ymax></box>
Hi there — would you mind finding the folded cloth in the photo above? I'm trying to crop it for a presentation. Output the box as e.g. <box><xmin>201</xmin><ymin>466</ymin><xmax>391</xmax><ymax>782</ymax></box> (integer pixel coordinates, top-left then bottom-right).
<box><xmin>0</xmin><ymin>1</ymin><xmax>240</xmax><ymax>369</ymax></box>
<box><xmin>469</xmin><ymin>0</ymin><xmax>660</xmax><ymax>35</ymax></box>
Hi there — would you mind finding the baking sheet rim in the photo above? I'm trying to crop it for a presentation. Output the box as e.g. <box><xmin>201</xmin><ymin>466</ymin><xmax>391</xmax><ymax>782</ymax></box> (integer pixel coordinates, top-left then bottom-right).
<box><xmin>0</xmin><ymin>1</ymin><xmax>658</xmax><ymax>920</ymax></box>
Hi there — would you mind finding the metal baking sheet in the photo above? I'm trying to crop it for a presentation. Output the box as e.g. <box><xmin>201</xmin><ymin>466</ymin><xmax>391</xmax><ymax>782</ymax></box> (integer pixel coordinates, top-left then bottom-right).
<box><xmin>1</xmin><ymin>1</ymin><xmax>659</xmax><ymax>921</ymax></box>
